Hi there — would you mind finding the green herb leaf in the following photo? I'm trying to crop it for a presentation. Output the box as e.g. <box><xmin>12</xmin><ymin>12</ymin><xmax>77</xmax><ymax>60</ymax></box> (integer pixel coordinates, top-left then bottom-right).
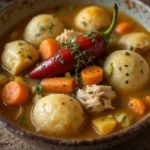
<box><xmin>18</xmin><ymin>42</ymin><xmax>23</xmax><ymax>46</ymax></box>
<box><xmin>81</xmin><ymin>21</ymin><xmax>87</xmax><ymax>26</ymax></box>
<box><xmin>35</xmin><ymin>33</ymin><xmax>40</xmax><ymax>37</ymax></box>
<box><xmin>48</xmin><ymin>24</ymin><xmax>54</xmax><ymax>33</ymax></box>
<box><xmin>36</xmin><ymin>86</ymin><xmax>44</xmax><ymax>94</ymax></box>
<box><xmin>56</xmin><ymin>54</ymin><xmax>61</xmax><ymax>59</ymax></box>
<box><xmin>41</xmin><ymin>65</ymin><xmax>46</xmax><ymax>69</ymax></box>
<box><xmin>124</xmin><ymin>52</ymin><xmax>130</xmax><ymax>56</ymax></box>
<box><xmin>88</xmin><ymin>91</ymin><xmax>93</xmax><ymax>95</ymax></box>
<box><xmin>88</xmin><ymin>107</ymin><xmax>93</xmax><ymax>111</ymax></box>
<box><xmin>59</xmin><ymin>59</ymin><xmax>64</xmax><ymax>64</ymax></box>
<box><xmin>39</xmin><ymin>25</ymin><xmax>45</xmax><ymax>31</ymax></box>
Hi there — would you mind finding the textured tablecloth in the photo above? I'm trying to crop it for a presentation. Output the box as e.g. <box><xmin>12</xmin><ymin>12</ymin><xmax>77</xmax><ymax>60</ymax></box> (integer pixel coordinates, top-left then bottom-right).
<box><xmin>0</xmin><ymin>0</ymin><xmax>150</xmax><ymax>150</ymax></box>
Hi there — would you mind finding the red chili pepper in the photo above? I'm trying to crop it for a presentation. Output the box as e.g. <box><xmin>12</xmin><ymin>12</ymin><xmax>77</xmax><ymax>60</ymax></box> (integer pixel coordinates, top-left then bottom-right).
<box><xmin>28</xmin><ymin>4</ymin><xmax>118</xmax><ymax>79</ymax></box>
<box><xmin>28</xmin><ymin>49</ymin><xmax>77</xmax><ymax>79</ymax></box>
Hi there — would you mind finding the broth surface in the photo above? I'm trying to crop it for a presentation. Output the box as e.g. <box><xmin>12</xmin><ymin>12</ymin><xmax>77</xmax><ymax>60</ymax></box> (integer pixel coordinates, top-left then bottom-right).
<box><xmin>0</xmin><ymin>3</ymin><xmax>150</xmax><ymax>139</ymax></box>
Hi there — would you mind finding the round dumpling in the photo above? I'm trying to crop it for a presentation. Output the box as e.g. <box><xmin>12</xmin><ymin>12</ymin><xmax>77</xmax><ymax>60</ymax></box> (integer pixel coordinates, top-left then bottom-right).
<box><xmin>1</xmin><ymin>40</ymin><xmax>39</xmax><ymax>75</ymax></box>
<box><xmin>74</xmin><ymin>6</ymin><xmax>111</xmax><ymax>32</ymax></box>
<box><xmin>103</xmin><ymin>50</ymin><xmax>150</xmax><ymax>93</ymax></box>
<box><xmin>24</xmin><ymin>14</ymin><xmax>64</xmax><ymax>47</ymax></box>
<box><xmin>32</xmin><ymin>94</ymin><xmax>86</xmax><ymax>135</ymax></box>
<box><xmin>117</xmin><ymin>32</ymin><xmax>150</xmax><ymax>54</ymax></box>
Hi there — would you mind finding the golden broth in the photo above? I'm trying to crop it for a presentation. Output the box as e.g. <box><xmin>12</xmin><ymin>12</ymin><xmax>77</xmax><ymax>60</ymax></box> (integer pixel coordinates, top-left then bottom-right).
<box><xmin>0</xmin><ymin>3</ymin><xmax>150</xmax><ymax>139</ymax></box>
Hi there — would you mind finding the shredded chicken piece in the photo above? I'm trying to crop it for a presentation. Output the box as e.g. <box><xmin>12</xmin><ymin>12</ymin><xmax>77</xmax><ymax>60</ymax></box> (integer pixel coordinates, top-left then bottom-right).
<box><xmin>76</xmin><ymin>84</ymin><xmax>116</xmax><ymax>115</ymax></box>
<box><xmin>56</xmin><ymin>29</ymin><xmax>83</xmax><ymax>43</ymax></box>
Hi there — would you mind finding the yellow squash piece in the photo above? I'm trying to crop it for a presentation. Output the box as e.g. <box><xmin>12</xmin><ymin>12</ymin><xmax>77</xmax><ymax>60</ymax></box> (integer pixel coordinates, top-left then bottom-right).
<box><xmin>92</xmin><ymin>116</ymin><xmax>117</xmax><ymax>136</ymax></box>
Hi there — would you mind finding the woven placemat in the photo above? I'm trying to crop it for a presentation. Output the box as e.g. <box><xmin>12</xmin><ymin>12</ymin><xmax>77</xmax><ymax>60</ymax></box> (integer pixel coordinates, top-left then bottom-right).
<box><xmin>0</xmin><ymin>0</ymin><xmax>150</xmax><ymax>149</ymax></box>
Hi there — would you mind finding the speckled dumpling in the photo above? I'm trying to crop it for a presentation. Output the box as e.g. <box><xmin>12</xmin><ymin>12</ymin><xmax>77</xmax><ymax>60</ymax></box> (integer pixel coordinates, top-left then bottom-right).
<box><xmin>24</xmin><ymin>14</ymin><xmax>64</xmax><ymax>47</ymax></box>
<box><xmin>32</xmin><ymin>94</ymin><xmax>86</xmax><ymax>136</ymax></box>
<box><xmin>74</xmin><ymin>6</ymin><xmax>111</xmax><ymax>32</ymax></box>
<box><xmin>1</xmin><ymin>40</ymin><xmax>39</xmax><ymax>75</ymax></box>
<box><xmin>103</xmin><ymin>50</ymin><xmax>150</xmax><ymax>93</ymax></box>
<box><xmin>117</xmin><ymin>32</ymin><xmax>150</xmax><ymax>54</ymax></box>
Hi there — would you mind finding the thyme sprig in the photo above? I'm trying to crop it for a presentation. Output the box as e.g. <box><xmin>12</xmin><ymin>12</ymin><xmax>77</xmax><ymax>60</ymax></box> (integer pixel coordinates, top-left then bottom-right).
<box><xmin>61</xmin><ymin>37</ymin><xmax>95</xmax><ymax>83</ymax></box>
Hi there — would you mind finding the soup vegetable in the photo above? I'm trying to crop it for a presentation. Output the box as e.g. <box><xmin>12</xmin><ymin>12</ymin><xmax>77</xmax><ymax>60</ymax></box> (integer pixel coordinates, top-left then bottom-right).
<box><xmin>0</xmin><ymin>3</ymin><xmax>150</xmax><ymax>139</ymax></box>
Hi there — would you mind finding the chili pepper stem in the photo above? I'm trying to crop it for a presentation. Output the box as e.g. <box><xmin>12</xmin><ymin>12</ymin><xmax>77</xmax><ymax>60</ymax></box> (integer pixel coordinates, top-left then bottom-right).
<box><xmin>91</xmin><ymin>4</ymin><xmax>118</xmax><ymax>44</ymax></box>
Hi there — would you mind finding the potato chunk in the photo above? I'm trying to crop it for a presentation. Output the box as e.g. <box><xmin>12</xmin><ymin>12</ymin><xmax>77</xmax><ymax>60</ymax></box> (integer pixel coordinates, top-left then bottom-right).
<box><xmin>24</xmin><ymin>14</ymin><xmax>64</xmax><ymax>47</ymax></box>
<box><xmin>92</xmin><ymin>116</ymin><xmax>117</xmax><ymax>136</ymax></box>
<box><xmin>117</xmin><ymin>32</ymin><xmax>150</xmax><ymax>54</ymax></box>
<box><xmin>74</xmin><ymin>6</ymin><xmax>111</xmax><ymax>32</ymax></box>
<box><xmin>1</xmin><ymin>40</ymin><xmax>39</xmax><ymax>75</ymax></box>
<box><xmin>32</xmin><ymin>94</ymin><xmax>86</xmax><ymax>135</ymax></box>
<box><xmin>103</xmin><ymin>50</ymin><xmax>149</xmax><ymax>93</ymax></box>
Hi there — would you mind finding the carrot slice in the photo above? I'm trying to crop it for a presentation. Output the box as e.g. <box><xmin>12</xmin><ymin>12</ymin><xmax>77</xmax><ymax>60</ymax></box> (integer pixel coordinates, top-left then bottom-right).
<box><xmin>2</xmin><ymin>81</ymin><xmax>29</xmax><ymax>106</ymax></box>
<box><xmin>41</xmin><ymin>77</ymin><xmax>76</xmax><ymax>93</ymax></box>
<box><xmin>115</xmin><ymin>22</ymin><xmax>133</xmax><ymax>34</ymax></box>
<box><xmin>81</xmin><ymin>65</ymin><xmax>103</xmax><ymax>85</ymax></box>
<box><xmin>128</xmin><ymin>98</ymin><xmax>146</xmax><ymax>115</ymax></box>
<box><xmin>40</xmin><ymin>39</ymin><xmax>60</xmax><ymax>60</ymax></box>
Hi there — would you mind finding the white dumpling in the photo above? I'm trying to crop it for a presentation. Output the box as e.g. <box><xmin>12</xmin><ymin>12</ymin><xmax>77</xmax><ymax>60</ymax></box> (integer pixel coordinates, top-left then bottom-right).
<box><xmin>32</xmin><ymin>94</ymin><xmax>86</xmax><ymax>136</ymax></box>
<box><xmin>74</xmin><ymin>6</ymin><xmax>111</xmax><ymax>32</ymax></box>
<box><xmin>1</xmin><ymin>40</ymin><xmax>39</xmax><ymax>75</ymax></box>
<box><xmin>103</xmin><ymin>50</ymin><xmax>150</xmax><ymax>93</ymax></box>
<box><xmin>24</xmin><ymin>14</ymin><xmax>64</xmax><ymax>47</ymax></box>
<box><xmin>117</xmin><ymin>32</ymin><xmax>150</xmax><ymax>54</ymax></box>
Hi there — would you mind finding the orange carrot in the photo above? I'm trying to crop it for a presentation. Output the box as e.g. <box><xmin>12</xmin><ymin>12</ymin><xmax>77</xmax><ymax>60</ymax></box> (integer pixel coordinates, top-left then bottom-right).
<box><xmin>40</xmin><ymin>39</ymin><xmax>60</xmax><ymax>60</ymax></box>
<box><xmin>115</xmin><ymin>22</ymin><xmax>133</xmax><ymax>34</ymax></box>
<box><xmin>81</xmin><ymin>65</ymin><xmax>103</xmax><ymax>85</ymax></box>
<box><xmin>128</xmin><ymin>98</ymin><xmax>146</xmax><ymax>115</ymax></box>
<box><xmin>2</xmin><ymin>81</ymin><xmax>29</xmax><ymax>106</ymax></box>
<box><xmin>41</xmin><ymin>77</ymin><xmax>76</xmax><ymax>93</ymax></box>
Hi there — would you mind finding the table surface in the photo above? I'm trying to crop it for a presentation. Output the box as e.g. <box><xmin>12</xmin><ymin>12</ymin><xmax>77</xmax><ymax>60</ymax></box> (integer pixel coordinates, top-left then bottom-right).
<box><xmin>0</xmin><ymin>0</ymin><xmax>150</xmax><ymax>150</ymax></box>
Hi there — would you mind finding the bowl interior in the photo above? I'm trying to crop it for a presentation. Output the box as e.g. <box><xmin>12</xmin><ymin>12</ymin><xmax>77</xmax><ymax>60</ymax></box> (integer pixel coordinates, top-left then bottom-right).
<box><xmin>0</xmin><ymin>0</ymin><xmax>150</xmax><ymax>147</ymax></box>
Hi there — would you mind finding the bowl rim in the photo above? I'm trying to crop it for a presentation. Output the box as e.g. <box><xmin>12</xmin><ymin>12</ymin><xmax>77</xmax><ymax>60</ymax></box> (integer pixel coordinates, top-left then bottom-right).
<box><xmin>0</xmin><ymin>0</ymin><xmax>150</xmax><ymax>147</ymax></box>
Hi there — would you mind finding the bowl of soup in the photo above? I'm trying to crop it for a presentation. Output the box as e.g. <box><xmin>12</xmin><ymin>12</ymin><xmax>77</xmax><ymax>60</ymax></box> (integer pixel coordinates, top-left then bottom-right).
<box><xmin>0</xmin><ymin>0</ymin><xmax>150</xmax><ymax>149</ymax></box>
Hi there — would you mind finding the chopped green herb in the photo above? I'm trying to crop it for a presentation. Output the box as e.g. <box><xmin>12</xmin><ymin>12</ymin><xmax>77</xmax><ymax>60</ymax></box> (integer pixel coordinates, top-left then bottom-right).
<box><xmin>119</xmin><ymin>67</ymin><xmax>122</xmax><ymax>71</ymax></box>
<box><xmin>27</xmin><ymin>55</ymin><xmax>32</xmax><ymax>60</ymax></box>
<box><xmin>60</xmin><ymin>10</ymin><xmax>67</xmax><ymax>15</ymax></box>
<box><xmin>108</xmin><ymin>63</ymin><xmax>114</xmax><ymax>77</ymax></box>
<box><xmin>88</xmin><ymin>107</ymin><xmax>93</xmax><ymax>111</ymax></box>
<box><xmin>36</xmin><ymin>86</ymin><xmax>44</xmax><ymax>94</ymax></box>
<box><xmin>125</xmin><ymin>80</ymin><xmax>129</xmax><ymax>84</ymax></box>
<box><xmin>126</xmin><ymin>73</ymin><xmax>129</xmax><ymax>76</ymax></box>
<box><xmin>59</xmin><ymin>59</ymin><xmax>64</xmax><ymax>64</ymax></box>
<box><xmin>56</xmin><ymin>54</ymin><xmax>61</xmax><ymax>59</ymax></box>
<box><xmin>88</xmin><ymin>91</ymin><xmax>93</xmax><ymax>95</ymax></box>
<box><xmin>37</xmin><ymin>80</ymin><xmax>41</xmax><ymax>84</ymax></box>
<box><xmin>140</xmin><ymin>70</ymin><xmax>144</xmax><ymax>74</ymax></box>
<box><xmin>18</xmin><ymin>115</ymin><xmax>27</xmax><ymax>126</ymax></box>
<box><xmin>39</xmin><ymin>25</ymin><xmax>45</xmax><ymax>31</ymax></box>
<box><xmin>18</xmin><ymin>120</ymin><xmax>26</xmax><ymax>126</ymax></box>
<box><xmin>130</xmin><ymin>46</ymin><xmax>134</xmax><ymax>50</ymax></box>
<box><xmin>62</xmin><ymin>84</ymin><xmax>66</xmax><ymax>87</ymax></box>
<box><xmin>18</xmin><ymin>42</ymin><xmax>23</xmax><ymax>46</ymax></box>
<box><xmin>41</xmin><ymin>65</ymin><xmax>45</xmax><ymax>69</ymax></box>
<box><xmin>48</xmin><ymin>24</ymin><xmax>54</xmax><ymax>33</ymax></box>
<box><xmin>81</xmin><ymin>21</ymin><xmax>87</xmax><ymax>26</ymax></box>
<box><xmin>86</xmin><ymin>32</ymin><xmax>97</xmax><ymax>43</ymax></box>
<box><xmin>129</xmin><ymin>103</ymin><xmax>133</xmax><ymax>108</ymax></box>
<box><xmin>124</xmin><ymin>52</ymin><xmax>130</xmax><ymax>56</ymax></box>
<box><xmin>35</xmin><ymin>33</ymin><xmax>40</xmax><ymax>37</ymax></box>
<box><xmin>51</xmin><ymin>57</ymin><xmax>55</xmax><ymax>61</ymax></box>
<box><xmin>21</xmin><ymin>115</ymin><xmax>27</xmax><ymax>120</ymax></box>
